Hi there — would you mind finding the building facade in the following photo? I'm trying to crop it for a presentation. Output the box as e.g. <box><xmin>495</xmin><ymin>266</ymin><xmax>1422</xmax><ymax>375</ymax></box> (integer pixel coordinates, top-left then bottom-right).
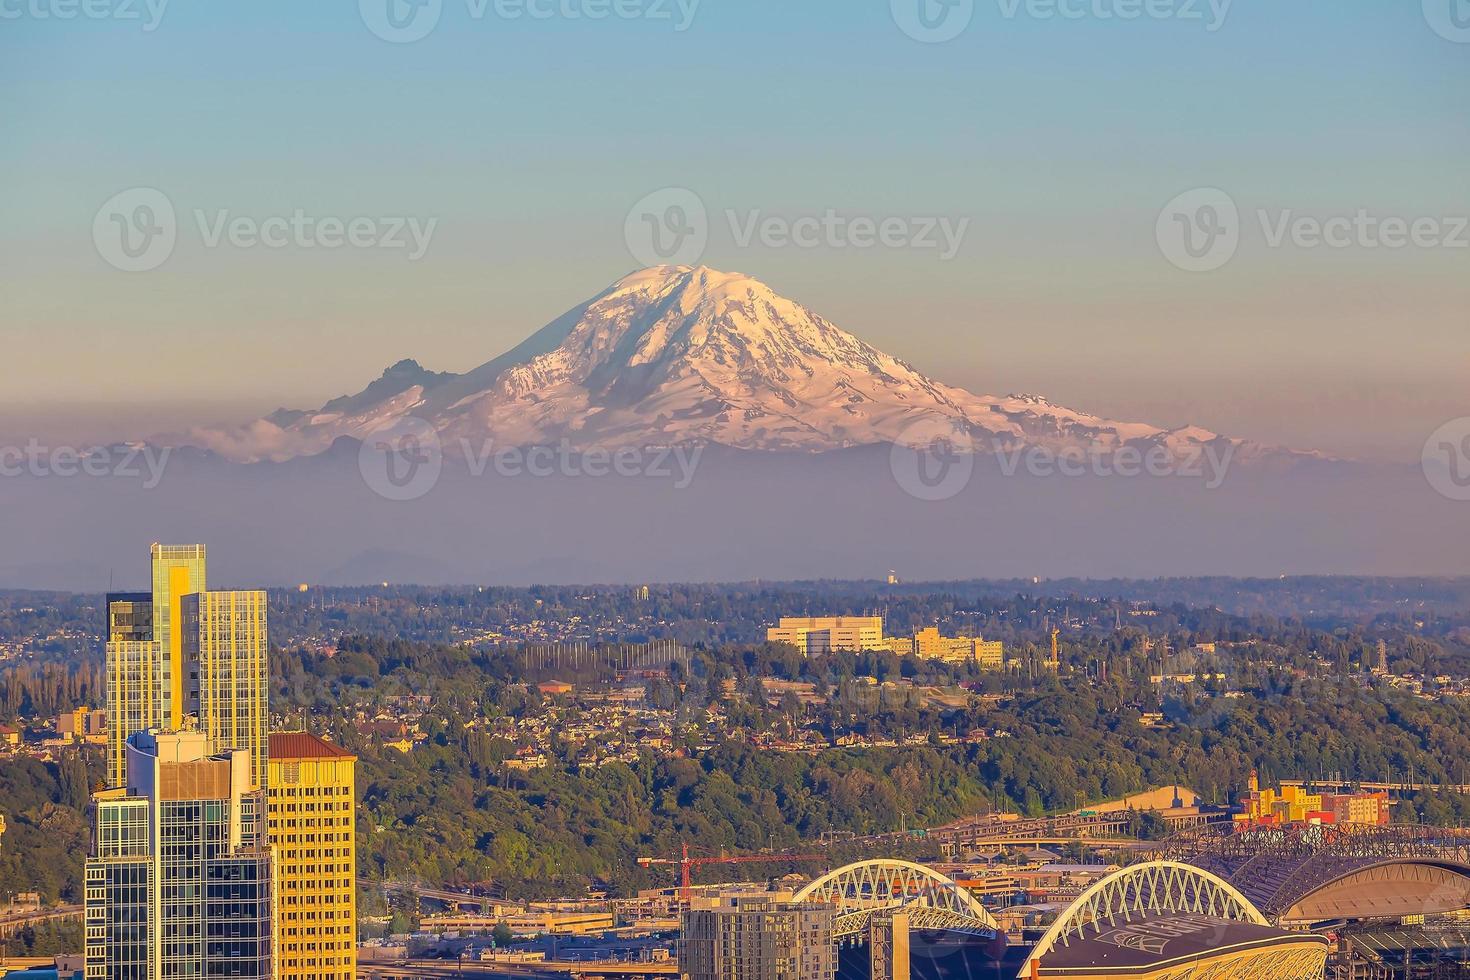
<box><xmin>85</xmin><ymin>730</ymin><xmax>274</xmax><ymax>980</ymax></box>
<box><xmin>1237</xmin><ymin>771</ymin><xmax>1390</xmax><ymax>827</ymax></box>
<box><xmin>267</xmin><ymin>733</ymin><xmax>357</xmax><ymax>980</ymax></box>
<box><xmin>105</xmin><ymin>545</ymin><xmax>268</xmax><ymax>789</ymax></box>
<box><xmin>184</xmin><ymin>591</ymin><xmax>270</xmax><ymax>790</ymax></box>
<box><xmin>912</xmin><ymin>628</ymin><xmax>1005</xmax><ymax>667</ymax></box>
<box><xmin>766</xmin><ymin>617</ymin><xmax>885</xmax><ymax>656</ymax></box>
<box><xmin>679</xmin><ymin>894</ymin><xmax>835</xmax><ymax>980</ymax></box>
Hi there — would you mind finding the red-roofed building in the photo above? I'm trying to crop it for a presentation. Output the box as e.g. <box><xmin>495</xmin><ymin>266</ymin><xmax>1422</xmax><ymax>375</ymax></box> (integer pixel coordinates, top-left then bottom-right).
<box><xmin>267</xmin><ymin>732</ymin><xmax>357</xmax><ymax>980</ymax></box>
<box><xmin>270</xmin><ymin>731</ymin><xmax>354</xmax><ymax>760</ymax></box>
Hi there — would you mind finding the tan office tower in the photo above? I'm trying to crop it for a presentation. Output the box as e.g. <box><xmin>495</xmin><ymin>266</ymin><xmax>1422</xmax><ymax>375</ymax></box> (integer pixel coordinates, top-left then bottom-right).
<box><xmin>268</xmin><ymin>732</ymin><xmax>358</xmax><ymax>980</ymax></box>
<box><xmin>105</xmin><ymin>545</ymin><xmax>270</xmax><ymax>789</ymax></box>
<box><xmin>680</xmin><ymin>894</ymin><xmax>836</xmax><ymax>980</ymax></box>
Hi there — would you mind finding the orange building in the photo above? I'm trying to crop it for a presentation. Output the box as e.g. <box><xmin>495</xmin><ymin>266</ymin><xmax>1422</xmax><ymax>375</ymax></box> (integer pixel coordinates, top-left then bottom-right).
<box><xmin>1236</xmin><ymin>771</ymin><xmax>1389</xmax><ymax>827</ymax></box>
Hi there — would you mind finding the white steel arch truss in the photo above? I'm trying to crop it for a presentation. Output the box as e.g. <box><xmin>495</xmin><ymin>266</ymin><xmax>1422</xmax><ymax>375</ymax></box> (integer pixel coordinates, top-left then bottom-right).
<box><xmin>1020</xmin><ymin>861</ymin><xmax>1273</xmax><ymax>979</ymax></box>
<box><xmin>792</xmin><ymin>859</ymin><xmax>999</xmax><ymax>937</ymax></box>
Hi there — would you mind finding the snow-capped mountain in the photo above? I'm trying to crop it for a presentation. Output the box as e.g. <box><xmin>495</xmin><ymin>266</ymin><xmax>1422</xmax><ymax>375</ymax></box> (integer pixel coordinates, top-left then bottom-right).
<box><xmin>169</xmin><ymin>266</ymin><xmax>1291</xmax><ymax>463</ymax></box>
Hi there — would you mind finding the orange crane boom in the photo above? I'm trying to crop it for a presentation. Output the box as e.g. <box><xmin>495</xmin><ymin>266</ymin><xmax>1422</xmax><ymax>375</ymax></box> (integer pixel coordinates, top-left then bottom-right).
<box><xmin>638</xmin><ymin>843</ymin><xmax>826</xmax><ymax>901</ymax></box>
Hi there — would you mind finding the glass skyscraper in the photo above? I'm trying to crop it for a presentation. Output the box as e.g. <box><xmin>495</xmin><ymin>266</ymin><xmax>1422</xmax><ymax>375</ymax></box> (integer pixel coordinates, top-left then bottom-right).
<box><xmin>85</xmin><ymin>731</ymin><xmax>274</xmax><ymax>980</ymax></box>
<box><xmin>105</xmin><ymin>545</ymin><xmax>268</xmax><ymax>789</ymax></box>
<box><xmin>95</xmin><ymin>545</ymin><xmax>278</xmax><ymax>980</ymax></box>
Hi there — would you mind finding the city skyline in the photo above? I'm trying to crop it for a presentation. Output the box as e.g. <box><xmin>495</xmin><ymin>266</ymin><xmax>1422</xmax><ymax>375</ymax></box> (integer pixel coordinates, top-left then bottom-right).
<box><xmin>7</xmin><ymin>568</ymin><xmax>1470</xmax><ymax>977</ymax></box>
<box><xmin>84</xmin><ymin>543</ymin><xmax>357</xmax><ymax>980</ymax></box>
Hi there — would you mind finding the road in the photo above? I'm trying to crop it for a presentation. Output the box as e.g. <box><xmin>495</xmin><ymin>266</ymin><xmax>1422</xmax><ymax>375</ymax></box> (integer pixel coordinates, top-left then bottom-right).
<box><xmin>1279</xmin><ymin>778</ymin><xmax>1470</xmax><ymax>795</ymax></box>
<box><xmin>0</xmin><ymin>905</ymin><xmax>83</xmax><ymax>939</ymax></box>
<box><xmin>359</xmin><ymin>879</ymin><xmax>503</xmax><ymax>911</ymax></box>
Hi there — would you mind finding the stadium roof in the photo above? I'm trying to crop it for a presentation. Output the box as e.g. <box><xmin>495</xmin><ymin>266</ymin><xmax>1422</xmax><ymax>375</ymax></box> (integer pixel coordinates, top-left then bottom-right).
<box><xmin>1035</xmin><ymin>913</ymin><xmax>1328</xmax><ymax>977</ymax></box>
<box><xmin>1171</xmin><ymin>825</ymin><xmax>1470</xmax><ymax>923</ymax></box>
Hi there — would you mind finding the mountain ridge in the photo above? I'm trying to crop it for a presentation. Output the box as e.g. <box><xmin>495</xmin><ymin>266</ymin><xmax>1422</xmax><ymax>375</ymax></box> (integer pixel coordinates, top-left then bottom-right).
<box><xmin>164</xmin><ymin>266</ymin><xmax>1316</xmax><ymax>465</ymax></box>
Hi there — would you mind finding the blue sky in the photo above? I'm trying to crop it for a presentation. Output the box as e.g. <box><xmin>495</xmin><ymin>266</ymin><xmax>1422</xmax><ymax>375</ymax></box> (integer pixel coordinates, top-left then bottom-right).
<box><xmin>2</xmin><ymin>0</ymin><xmax>1466</xmax><ymax>460</ymax></box>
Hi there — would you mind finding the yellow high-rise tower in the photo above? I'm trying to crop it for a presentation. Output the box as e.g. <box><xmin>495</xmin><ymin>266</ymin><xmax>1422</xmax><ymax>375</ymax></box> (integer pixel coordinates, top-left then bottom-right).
<box><xmin>268</xmin><ymin>732</ymin><xmax>358</xmax><ymax>980</ymax></box>
<box><xmin>105</xmin><ymin>544</ymin><xmax>206</xmax><ymax>786</ymax></box>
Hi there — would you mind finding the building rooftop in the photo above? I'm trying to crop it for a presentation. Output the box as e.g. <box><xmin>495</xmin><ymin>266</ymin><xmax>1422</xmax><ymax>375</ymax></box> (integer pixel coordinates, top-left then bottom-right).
<box><xmin>269</xmin><ymin>731</ymin><xmax>355</xmax><ymax>760</ymax></box>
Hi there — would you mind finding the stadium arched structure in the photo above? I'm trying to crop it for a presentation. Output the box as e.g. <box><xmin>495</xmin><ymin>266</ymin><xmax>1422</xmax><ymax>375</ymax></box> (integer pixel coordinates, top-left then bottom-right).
<box><xmin>1171</xmin><ymin>824</ymin><xmax>1470</xmax><ymax>925</ymax></box>
<box><xmin>1018</xmin><ymin>861</ymin><xmax>1328</xmax><ymax>980</ymax></box>
<box><xmin>792</xmin><ymin>859</ymin><xmax>1000</xmax><ymax>939</ymax></box>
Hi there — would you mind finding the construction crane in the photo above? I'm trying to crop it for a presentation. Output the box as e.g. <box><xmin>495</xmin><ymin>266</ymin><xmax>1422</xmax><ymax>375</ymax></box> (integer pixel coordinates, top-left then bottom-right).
<box><xmin>1050</xmin><ymin>627</ymin><xmax>1061</xmax><ymax>668</ymax></box>
<box><xmin>638</xmin><ymin>843</ymin><xmax>826</xmax><ymax>902</ymax></box>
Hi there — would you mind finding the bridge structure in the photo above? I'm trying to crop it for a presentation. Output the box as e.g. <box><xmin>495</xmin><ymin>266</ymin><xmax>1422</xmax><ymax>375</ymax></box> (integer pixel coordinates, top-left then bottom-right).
<box><xmin>358</xmin><ymin>878</ymin><xmax>503</xmax><ymax>913</ymax></box>
<box><xmin>832</xmin><ymin>811</ymin><xmax>1140</xmax><ymax>854</ymax></box>
<box><xmin>791</xmin><ymin>859</ymin><xmax>999</xmax><ymax>941</ymax></box>
<box><xmin>0</xmin><ymin>904</ymin><xmax>83</xmax><ymax>939</ymax></box>
<box><xmin>1278</xmin><ymin>777</ymin><xmax>1470</xmax><ymax>797</ymax></box>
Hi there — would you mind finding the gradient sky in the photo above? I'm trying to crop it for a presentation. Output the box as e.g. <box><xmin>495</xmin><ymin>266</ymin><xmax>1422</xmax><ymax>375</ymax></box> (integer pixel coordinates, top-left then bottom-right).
<box><xmin>2</xmin><ymin>0</ymin><xmax>1466</xmax><ymax>461</ymax></box>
